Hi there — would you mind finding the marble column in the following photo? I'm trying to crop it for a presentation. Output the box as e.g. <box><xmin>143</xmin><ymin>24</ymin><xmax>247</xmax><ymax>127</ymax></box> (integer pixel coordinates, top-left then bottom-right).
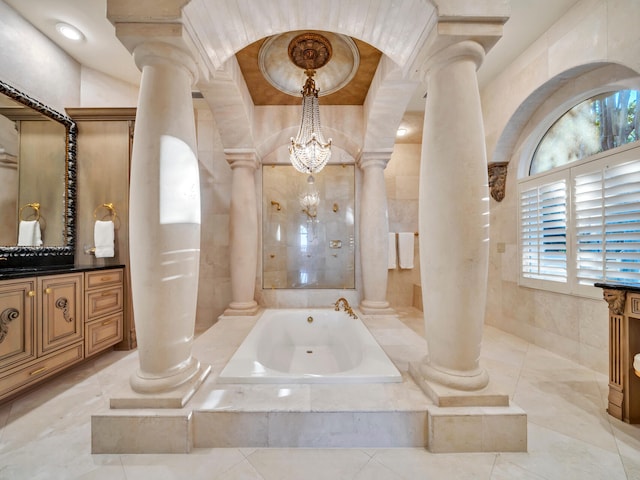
<box><xmin>128</xmin><ymin>41</ymin><xmax>209</xmax><ymax>396</ymax></box>
<box><xmin>358</xmin><ymin>150</ymin><xmax>394</xmax><ymax>314</ymax></box>
<box><xmin>224</xmin><ymin>149</ymin><xmax>259</xmax><ymax>316</ymax></box>
<box><xmin>416</xmin><ymin>40</ymin><xmax>490</xmax><ymax>391</ymax></box>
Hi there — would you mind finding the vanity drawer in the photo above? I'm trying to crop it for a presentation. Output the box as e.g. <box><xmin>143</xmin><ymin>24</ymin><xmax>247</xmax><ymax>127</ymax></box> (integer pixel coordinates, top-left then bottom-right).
<box><xmin>85</xmin><ymin>269</ymin><xmax>123</xmax><ymax>290</ymax></box>
<box><xmin>85</xmin><ymin>286</ymin><xmax>123</xmax><ymax>320</ymax></box>
<box><xmin>85</xmin><ymin>313</ymin><xmax>123</xmax><ymax>357</ymax></box>
<box><xmin>0</xmin><ymin>342</ymin><xmax>83</xmax><ymax>401</ymax></box>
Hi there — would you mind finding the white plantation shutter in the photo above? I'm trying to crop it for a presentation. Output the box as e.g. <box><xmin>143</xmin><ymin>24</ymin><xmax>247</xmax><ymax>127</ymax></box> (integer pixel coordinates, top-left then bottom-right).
<box><xmin>574</xmin><ymin>158</ymin><xmax>640</xmax><ymax>287</ymax></box>
<box><xmin>574</xmin><ymin>169</ymin><xmax>604</xmax><ymax>284</ymax></box>
<box><xmin>520</xmin><ymin>176</ymin><xmax>568</xmax><ymax>284</ymax></box>
<box><xmin>519</xmin><ymin>145</ymin><xmax>640</xmax><ymax>296</ymax></box>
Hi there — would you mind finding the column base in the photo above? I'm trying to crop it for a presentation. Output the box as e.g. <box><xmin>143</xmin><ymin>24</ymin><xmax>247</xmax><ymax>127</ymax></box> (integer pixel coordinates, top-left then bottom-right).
<box><xmin>409</xmin><ymin>358</ymin><xmax>491</xmax><ymax>399</ymax></box>
<box><xmin>224</xmin><ymin>300</ymin><xmax>259</xmax><ymax>316</ymax></box>
<box><xmin>118</xmin><ymin>358</ymin><xmax>211</xmax><ymax>408</ymax></box>
<box><xmin>408</xmin><ymin>360</ymin><xmax>526</xmax><ymax>453</ymax></box>
<box><xmin>359</xmin><ymin>300</ymin><xmax>395</xmax><ymax>315</ymax></box>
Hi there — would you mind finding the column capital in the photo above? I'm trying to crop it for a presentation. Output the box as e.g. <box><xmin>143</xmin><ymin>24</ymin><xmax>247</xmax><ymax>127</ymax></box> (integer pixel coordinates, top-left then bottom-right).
<box><xmin>225</xmin><ymin>149</ymin><xmax>260</xmax><ymax>170</ymax></box>
<box><xmin>420</xmin><ymin>40</ymin><xmax>485</xmax><ymax>82</ymax></box>
<box><xmin>408</xmin><ymin>9</ymin><xmax>506</xmax><ymax>84</ymax></box>
<box><xmin>107</xmin><ymin>0</ymin><xmax>211</xmax><ymax>84</ymax></box>
<box><xmin>133</xmin><ymin>40</ymin><xmax>198</xmax><ymax>85</ymax></box>
<box><xmin>357</xmin><ymin>149</ymin><xmax>393</xmax><ymax>170</ymax></box>
<box><xmin>107</xmin><ymin>0</ymin><xmax>189</xmax><ymax>22</ymax></box>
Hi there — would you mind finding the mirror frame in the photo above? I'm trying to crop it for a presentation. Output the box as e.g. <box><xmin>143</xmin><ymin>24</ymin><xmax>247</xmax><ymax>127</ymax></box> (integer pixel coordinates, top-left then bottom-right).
<box><xmin>0</xmin><ymin>79</ymin><xmax>77</xmax><ymax>267</ymax></box>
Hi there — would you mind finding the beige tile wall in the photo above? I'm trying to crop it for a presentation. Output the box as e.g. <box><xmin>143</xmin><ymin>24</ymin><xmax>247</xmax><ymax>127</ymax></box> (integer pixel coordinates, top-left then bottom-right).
<box><xmin>480</xmin><ymin>0</ymin><xmax>640</xmax><ymax>374</ymax></box>
<box><xmin>385</xmin><ymin>144</ymin><xmax>421</xmax><ymax>308</ymax></box>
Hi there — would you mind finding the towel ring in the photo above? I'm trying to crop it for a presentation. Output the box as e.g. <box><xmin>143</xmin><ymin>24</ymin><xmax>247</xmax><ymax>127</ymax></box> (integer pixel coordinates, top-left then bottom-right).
<box><xmin>93</xmin><ymin>203</ymin><xmax>117</xmax><ymax>221</ymax></box>
<box><xmin>19</xmin><ymin>202</ymin><xmax>40</xmax><ymax>221</ymax></box>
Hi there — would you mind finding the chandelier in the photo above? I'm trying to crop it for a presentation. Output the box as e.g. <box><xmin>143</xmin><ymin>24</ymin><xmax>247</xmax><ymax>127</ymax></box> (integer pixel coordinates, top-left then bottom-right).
<box><xmin>288</xmin><ymin>33</ymin><xmax>332</xmax><ymax>175</ymax></box>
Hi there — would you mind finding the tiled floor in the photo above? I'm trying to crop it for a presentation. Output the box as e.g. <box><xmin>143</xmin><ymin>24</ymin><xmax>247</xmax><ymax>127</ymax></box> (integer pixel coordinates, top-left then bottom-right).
<box><xmin>1</xmin><ymin>307</ymin><xmax>640</xmax><ymax>479</ymax></box>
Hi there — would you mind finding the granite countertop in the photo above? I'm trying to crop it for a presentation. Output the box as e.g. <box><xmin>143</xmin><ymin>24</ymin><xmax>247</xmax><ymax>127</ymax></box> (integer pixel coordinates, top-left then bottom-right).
<box><xmin>594</xmin><ymin>282</ymin><xmax>640</xmax><ymax>293</ymax></box>
<box><xmin>0</xmin><ymin>264</ymin><xmax>124</xmax><ymax>280</ymax></box>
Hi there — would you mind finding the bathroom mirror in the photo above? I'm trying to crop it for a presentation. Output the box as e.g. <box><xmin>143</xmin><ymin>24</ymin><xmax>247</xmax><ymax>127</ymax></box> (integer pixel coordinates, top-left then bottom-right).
<box><xmin>0</xmin><ymin>79</ymin><xmax>76</xmax><ymax>267</ymax></box>
<box><xmin>263</xmin><ymin>164</ymin><xmax>355</xmax><ymax>289</ymax></box>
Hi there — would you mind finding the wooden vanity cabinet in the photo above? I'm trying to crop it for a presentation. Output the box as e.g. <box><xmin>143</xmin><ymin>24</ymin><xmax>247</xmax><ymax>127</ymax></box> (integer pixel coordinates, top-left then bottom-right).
<box><xmin>84</xmin><ymin>269</ymin><xmax>123</xmax><ymax>356</ymax></box>
<box><xmin>38</xmin><ymin>273</ymin><xmax>83</xmax><ymax>356</ymax></box>
<box><xmin>0</xmin><ymin>267</ymin><xmax>124</xmax><ymax>402</ymax></box>
<box><xmin>0</xmin><ymin>280</ymin><xmax>36</xmax><ymax>373</ymax></box>
<box><xmin>598</xmin><ymin>283</ymin><xmax>640</xmax><ymax>423</ymax></box>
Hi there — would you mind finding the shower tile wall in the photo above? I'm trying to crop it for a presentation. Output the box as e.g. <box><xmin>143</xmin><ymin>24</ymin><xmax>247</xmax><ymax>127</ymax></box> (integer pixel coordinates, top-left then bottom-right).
<box><xmin>263</xmin><ymin>165</ymin><xmax>355</xmax><ymax>290</ymax></box>
<box><xmin>195</xmin><ymin>102</ymin><xmax>233</xmax><ymax>332</ymax></box>
<box><xmin>385</xmin><ymin>144</ymin><xmax>422</xmax><ymax>308</ymax></box>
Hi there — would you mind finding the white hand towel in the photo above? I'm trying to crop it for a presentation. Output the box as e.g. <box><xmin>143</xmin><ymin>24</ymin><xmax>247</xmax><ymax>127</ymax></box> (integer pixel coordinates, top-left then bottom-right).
<box><xmin>94</xmin><ymin>220</ymin><xmax>115</xmax><ymax>258</ymax></box>
<box><xmin>398</xmin><ymin>232</ymin><xmax>414</xmax><ymax>269</ymax></box>
<box><xmin>17</xmin><ymin>220</ymin><xmax>42</xmax><ymax>247</ymax></box>
<box><xmin>388</xmin><ymin>232</ymin><xmax>397</xmax><ymax>269</ymax></box>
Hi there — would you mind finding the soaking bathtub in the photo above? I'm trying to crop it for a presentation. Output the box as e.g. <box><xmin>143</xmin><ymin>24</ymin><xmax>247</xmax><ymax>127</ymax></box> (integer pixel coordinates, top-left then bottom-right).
<box><xmin>217</xmin><ymin>308</ymin><xmax>402</xmax><ymax>383</ymax></box>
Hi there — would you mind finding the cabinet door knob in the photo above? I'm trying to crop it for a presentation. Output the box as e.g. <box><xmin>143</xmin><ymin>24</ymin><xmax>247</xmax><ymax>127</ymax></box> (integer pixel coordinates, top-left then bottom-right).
<box><xmin>45</xmin><ymin>288</ymin><xmax>52</xmax><ymax>294</ymax></box>
<box><xmin>27</xmin><ymin>290</ymin><xmax>36</xmax><ymax>297</ymax></box>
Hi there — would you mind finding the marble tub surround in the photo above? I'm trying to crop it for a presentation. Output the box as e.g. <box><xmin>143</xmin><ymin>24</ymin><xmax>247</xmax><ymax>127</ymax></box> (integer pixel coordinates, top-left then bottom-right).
<box><xmin>92</xmin><ymin>312</ymin><xmax>433</xmax><ymax>453</ymax></box>
<box><xmin>1</xmin><ymin>308</ymin><xmax>638</xmax><ymax>478</ymax></box>
<box><xmin>92</xmin><ymin>308</ymin><xmax>525</xmax><ymax>454</ymax></box>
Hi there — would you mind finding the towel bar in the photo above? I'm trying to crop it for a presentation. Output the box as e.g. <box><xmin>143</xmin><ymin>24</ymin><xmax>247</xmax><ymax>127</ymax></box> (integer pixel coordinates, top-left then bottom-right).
<box><xmin>19</xmin><ymin>202</ymin><xmax>40</xmax><ymax>221</ymax></box>
<box><xmin>93</xmin><ymin>203</ymin><xmax>117</xmax><ymax>221</ymax></box>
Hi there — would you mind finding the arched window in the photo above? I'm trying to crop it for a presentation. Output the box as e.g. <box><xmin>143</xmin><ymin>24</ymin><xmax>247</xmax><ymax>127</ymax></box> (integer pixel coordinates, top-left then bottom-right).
<box><xmin>530</xmin><ymin>90</ymin><xmax>639</xmax><ymax>175</ymax></box>
<box><xmin>519</xmin><ymin>89</ymin><xmax>640</xmax><ymax>296</ymax></box>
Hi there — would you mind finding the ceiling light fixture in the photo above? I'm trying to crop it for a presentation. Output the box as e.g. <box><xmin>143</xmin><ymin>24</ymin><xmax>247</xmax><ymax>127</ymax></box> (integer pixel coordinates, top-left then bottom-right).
<box><xmin>397</xmin><ymin>127</ymin><xmax>407</xmax><ymax>137</ymax></box>
<box><xmin>55</xmin><ymin>22</ymin><xmax>84</xmax><ymax>41</ymax></box>
<box><xmin>288</xmin><ymin>33</ymin><xmax>332</xmax><ymax>176</ymax></box>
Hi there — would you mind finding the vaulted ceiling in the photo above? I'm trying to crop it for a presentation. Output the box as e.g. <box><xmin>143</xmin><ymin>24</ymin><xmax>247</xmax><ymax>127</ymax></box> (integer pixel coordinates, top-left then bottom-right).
<box><xmin>4</xmin><ymin>0</ymin><xmax>580</xmax><ymax>147</ymax></box>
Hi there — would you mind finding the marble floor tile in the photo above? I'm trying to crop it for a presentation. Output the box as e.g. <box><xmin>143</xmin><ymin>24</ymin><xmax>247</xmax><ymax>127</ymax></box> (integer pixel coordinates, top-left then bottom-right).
<box><xmin>611</xmin><ymin>420</ymin><xmax>640</xmax><ymax>479</ymax></box>
<box><xmin>353</xmin><ymin>457</ymin><xmax>404</xmax><ymax>479</ymax></box>
<box><xmin>513</xmin><ymin>374</ymin><xmax>618</xmax><ymax>452</ymax></box>
<box><xmin>0</xmin><ymin>307</ymin><xmax>639</xmax><ymax>479</ymax></box>
<box><xmin>245</xmin><ymin>448</ymin><xmax>372</xmax><ymax>480</ymax></box>
<box><xmin>371</xmin><ymin>448</ymin><xmax>496</xmax><ymax>479</ymax></box>
<box><xmin>216</xmin><ymin>458</ymin><xmax>266</xmax><ymax>479</ymax></box>
<box><xmin>492</xmin><ymin>423</ymin><xmax>628</xmax><ymax>480</ymax></box>
<box><xmin>119</xmin><ymin>449</ymin><xmax>247</xmax><ymax>480</ymax></box>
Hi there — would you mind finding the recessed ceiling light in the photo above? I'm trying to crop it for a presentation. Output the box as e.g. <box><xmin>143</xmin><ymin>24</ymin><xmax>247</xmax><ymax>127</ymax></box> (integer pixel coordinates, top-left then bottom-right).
<box><xmin>397</xmin><ymin>127</ymin><xmax>407</xmax><ymax>137</ymax></box>
<box><xmin>55</xmin><ymin>22</ymin><xmax>84</xmax><ymax>41</ymax></box>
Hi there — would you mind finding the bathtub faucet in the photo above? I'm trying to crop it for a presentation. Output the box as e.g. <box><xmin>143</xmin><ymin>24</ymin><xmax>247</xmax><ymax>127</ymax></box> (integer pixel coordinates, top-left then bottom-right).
<box><xmin>334</xmin><ymin>297</ymin><xmax>358</xmax><ymax>319</ymax></box>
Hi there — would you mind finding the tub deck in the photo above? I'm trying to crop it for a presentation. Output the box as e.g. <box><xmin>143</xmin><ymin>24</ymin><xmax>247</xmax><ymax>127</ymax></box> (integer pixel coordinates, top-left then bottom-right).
<box><xmin>92</xmin><ymin>308</ymin><xmax>526</xmax><ymax>453</ymax></box>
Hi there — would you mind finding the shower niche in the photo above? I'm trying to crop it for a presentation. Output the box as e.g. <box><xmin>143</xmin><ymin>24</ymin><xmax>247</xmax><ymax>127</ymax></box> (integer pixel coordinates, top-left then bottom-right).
<box><xmin>262</xmin><ymin>165</ymin><xmax>355</xmax><ymax>289</ymax></box>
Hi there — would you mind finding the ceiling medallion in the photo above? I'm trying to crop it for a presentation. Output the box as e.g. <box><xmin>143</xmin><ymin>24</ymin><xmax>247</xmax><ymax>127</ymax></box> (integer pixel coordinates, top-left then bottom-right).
<box><xmin>258</xmin><ymin>31</ymin><xmax>360</xmax><ymax>97</ymax></box>
<box><xmin>288</xmin><ymin>33</ymin><xmax>333</xmax><ymax>71</ymax></box>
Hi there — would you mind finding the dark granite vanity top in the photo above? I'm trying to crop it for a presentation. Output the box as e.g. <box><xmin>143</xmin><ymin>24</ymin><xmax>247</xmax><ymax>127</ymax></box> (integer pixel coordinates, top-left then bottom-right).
<box><xmin>594</xmin><ymin>282</ymin><xmax>640</xmax><ymax>293</ymax></box>
<box><xmin>0</xmin><ymin>264</ymin><xmax>124</xmax><ymax>280</ymax></box>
